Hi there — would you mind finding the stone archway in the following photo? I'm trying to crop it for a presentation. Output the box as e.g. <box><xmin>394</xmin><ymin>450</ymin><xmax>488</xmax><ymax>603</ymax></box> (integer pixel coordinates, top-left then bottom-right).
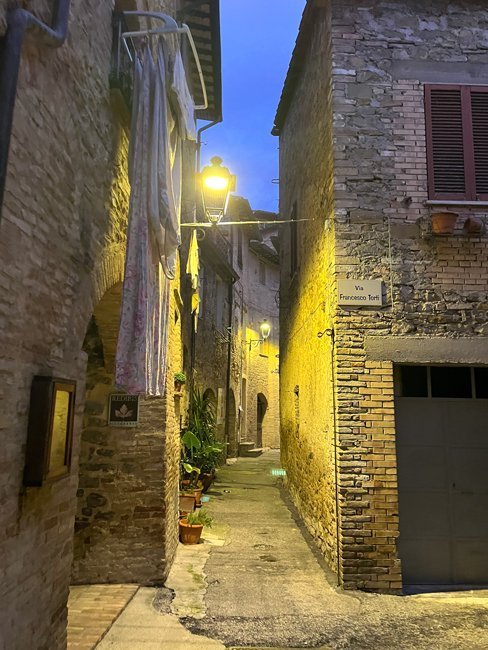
<box><xmin>256</xmin><ymin>393</ymin><xmax>268</xmax><ymax>448</ymax></box>
<box><xmin>71</xmin><ymin>280</ymin><xmax>180</xmax><ymax>585</ymax></box>
<box><xmin>203</xmin><ymin>387</ymin><xmax>217</xmax><ymax>407</ymax></box>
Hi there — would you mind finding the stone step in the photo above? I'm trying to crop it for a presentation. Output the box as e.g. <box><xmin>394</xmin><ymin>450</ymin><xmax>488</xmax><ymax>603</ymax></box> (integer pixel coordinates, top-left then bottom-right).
<box><xmin>238</xmin><ymin>442</ymin><xmax>255</xmax><ymax>454</ymax></box>
<box><xmin>245</xmin><ymin>447</ymin><xmax>264</xmax><ymax>458</ymax></box>
<box><xmin>238</xmin><ymin>442</ymin><xmax>264</xmax><ymax>458</ymax></box>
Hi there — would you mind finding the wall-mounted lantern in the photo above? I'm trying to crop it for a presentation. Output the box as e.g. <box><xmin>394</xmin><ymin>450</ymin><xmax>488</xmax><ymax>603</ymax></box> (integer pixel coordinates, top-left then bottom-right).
<box><xmin>23</xmin><ymin>376</ymin><xmax>76</xmax><ymax>486</ymax></box>
<box><xmin>199</xmin><ymin>156</ymin><xmax>236</xmax><ymax>224</ymax></box>
<box><xmin>248</xmin><ymin>320</ymin><xmax>271</xmax><ymax>350</ymax></box>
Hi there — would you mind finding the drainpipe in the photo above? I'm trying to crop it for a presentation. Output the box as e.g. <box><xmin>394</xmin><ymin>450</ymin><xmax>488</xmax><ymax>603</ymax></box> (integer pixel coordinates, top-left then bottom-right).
<box><xmin>196</xmin><ymin>118</ymin><xmax>221</xmax><ymax>173</ymax></box>
<box><xmin>189</xmin><ymin>118</ymin><xmax>222</xmax><ymax>384</ymax></box>
<box><xmin>329</xmin><ymin>328</ymin><xmax>341</xmax><ymax>587</ymax></box>
<box><xmin>322</xmin><ymin>327</ymin><xmax>341</xmax><ymax>586</ymax></box>
<box><xmin>0</xmin><ymin>1</ymin><xmax>71</xmax><ymax>218</ymax></box>
<box><xmin>224</xmin><ymin>278</ymin><xmax>235</xmax><ymax>457</ymax></box>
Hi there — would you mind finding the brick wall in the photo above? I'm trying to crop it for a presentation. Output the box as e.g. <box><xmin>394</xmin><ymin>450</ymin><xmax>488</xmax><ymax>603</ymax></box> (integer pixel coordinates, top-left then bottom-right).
<box><xmin>0</xmin><ymin>0</ymin><xmax>182</xmax><ymax>647</ymax></box>
<box><xmin>278</xmin><ymin>0</ymin><xmax>488</xmax><ymax>592</ymax></box>
<box><xmin>241</xmin><ymin>248</ymin><xmax>280</xmax><ymax>449</ymax></box>
<box><xmin>278</xmin><ymin>2</ymin><xmax>339</xmax><ymax>571</ymax></box>
<box><xmin>71</xmin><ymin>278</ymin><xmax>181</xmax><ymax>585</ymax></box>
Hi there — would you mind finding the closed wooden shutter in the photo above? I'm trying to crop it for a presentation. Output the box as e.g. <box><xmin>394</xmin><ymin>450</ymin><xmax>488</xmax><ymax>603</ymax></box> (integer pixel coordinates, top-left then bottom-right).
<box><xmin>471</xmin><ymin>90</ymin><xmax>488</xmax><ymax>199</ymax></box>
<box><xmin>425</xmin><ymin>85</ymin><xmax>488</xmax><ymax>201</ymax></box>
<box><xmin>429</xmin><ymin>88</ymin><xmax>466</xmax><ymax>196</ymax></box>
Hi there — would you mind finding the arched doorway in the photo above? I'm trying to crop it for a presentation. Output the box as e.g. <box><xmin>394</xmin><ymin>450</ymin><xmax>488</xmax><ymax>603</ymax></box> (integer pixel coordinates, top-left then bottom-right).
<box><xmin>256</xmin><ymin>393</ymin><xmax>268</xmax><ymax>448</ymax></box>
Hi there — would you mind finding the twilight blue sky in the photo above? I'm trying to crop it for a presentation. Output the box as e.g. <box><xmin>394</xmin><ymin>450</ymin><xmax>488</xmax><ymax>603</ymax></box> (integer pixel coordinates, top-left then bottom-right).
<box><xmin>199</xmin><ymin>1</ymin><xmax>305</xmax><ymax>214</ymax></box>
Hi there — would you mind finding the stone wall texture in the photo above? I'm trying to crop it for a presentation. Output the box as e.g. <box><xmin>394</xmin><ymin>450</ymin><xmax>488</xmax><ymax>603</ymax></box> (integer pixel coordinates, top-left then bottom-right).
<box><xmin>240</xmin><ymin>246</ymin><xmax>280</xmax><ymax>450</ymax></box>
<box><xmin>0</xmin><ymin>0</ymin><xmax>182</xmax><ymax>647</ymax></box>
<box><xmin>278</xmin><ymin>0</ymin><xmax>488</xmax><ymax>592</ymax></box>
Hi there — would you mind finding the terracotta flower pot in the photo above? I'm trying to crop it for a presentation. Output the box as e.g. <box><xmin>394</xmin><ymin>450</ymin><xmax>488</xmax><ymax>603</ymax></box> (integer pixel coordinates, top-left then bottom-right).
<box><xmin>463</xmin><ymin>217</ymin><xmax>484</xmax><ymax>235</ymax></box>
<box><xmin>193</xmin><ymin>488</ymin><xmax>203</xmax><ymax>507</ymax></box>
<box><xmin>179</xmin><ymin>493</ymin><xmax>196</xmax><ymax>516</ymax></box>
<box><xmin>431</xmin><ymin>211</ymin><xmax>458</xmax><ymax>235</ymax></box>
<box><xmin>179</xmin><ymin>519</ymin><xmax>203</xmax><ymax>545</ymax></box>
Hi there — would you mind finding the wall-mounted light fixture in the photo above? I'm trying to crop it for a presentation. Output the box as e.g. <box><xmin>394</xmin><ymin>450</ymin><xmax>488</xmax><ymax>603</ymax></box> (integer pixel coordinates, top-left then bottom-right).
<box><xmin>199</xmin><ymin>156</ymin><xmax>236</xmax><ymax>224</ymax></box>
<box><xmin>248</xmin><ymin>320</ymin><xmax>271</xmax><ymax>350</ymax></box>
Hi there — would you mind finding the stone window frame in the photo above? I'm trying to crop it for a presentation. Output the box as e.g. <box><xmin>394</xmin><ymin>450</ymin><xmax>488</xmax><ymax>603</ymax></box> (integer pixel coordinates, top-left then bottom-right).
<box><xmin>425</xmin><ymin>84</ymin><xmax>488</xmax><ymax>201</ymax></box>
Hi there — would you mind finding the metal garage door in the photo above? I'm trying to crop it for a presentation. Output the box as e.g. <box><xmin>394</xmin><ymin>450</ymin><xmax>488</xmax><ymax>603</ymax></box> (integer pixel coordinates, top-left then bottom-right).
<box><xmin>395</xmin><ymin>365</ymin><xmax>488</xmax><ymax>588</ymax></box>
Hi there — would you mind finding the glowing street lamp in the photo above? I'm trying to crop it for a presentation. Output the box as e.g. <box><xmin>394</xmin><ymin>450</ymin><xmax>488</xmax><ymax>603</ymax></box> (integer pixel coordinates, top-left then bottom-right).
<box><xmin>249</xmin><ymin>320</ymin><xmax>271</xmax><ymax>350</ymax></box>
<box><xmin>260</xmin><ymin>320</ymin><xmax>271</xmax><ymax>341</ymax></box>
<box><xmin>199</xmin><ymin>156</ymin><xmax>236</xmax><ymax>224</ymax></box>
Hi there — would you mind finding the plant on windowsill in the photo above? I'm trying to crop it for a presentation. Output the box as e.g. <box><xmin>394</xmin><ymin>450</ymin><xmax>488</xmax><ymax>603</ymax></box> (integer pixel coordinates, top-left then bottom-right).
<box><xmin>463</xmin><ymin>216</ymin><xmax>484</xmax><ymax>235</ymax></box>
<box><xmin>179</xmin><ymin>508</ymin><xmax>213</xmax><ymax>545</ymax></box>
<box><xmin>431</xmin><ymin>211</ymin><xmax>459</xmax><ymax>235</ymax></box>
<box><xmin>174</xmin><ymin>371</ymin><xmax>187</xmax><ymax>392</ymax></box>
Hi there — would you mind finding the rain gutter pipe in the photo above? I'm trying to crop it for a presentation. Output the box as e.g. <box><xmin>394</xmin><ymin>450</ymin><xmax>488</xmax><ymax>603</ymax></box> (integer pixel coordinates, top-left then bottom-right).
<box><xmin>329</xmin><ymin>328</ymin><xmax>341</xmax><ymax>586</ymax></box>
<box><xmin>196</xmin><ymin>118</ymin><xmax>222</xmax><ymax>173</ymax></box>
<box><xmin>0</xmin><ymin>0</ymin><xmax>71</xmax><ymax>219</ymax></box>
<box><xmin>224</xmin><ymin>278</ymin><xmax>235</xmax><ymax>456</ymax></box>
<box><xmin>189</xmin><ymin>117</ymin><xmax>222</xmax><ymax>385</ymax></box>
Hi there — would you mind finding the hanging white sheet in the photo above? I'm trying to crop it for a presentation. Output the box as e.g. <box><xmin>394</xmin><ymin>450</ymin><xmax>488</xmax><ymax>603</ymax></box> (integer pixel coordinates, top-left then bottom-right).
<box><xmin>115</xmin><ymin>41</ymin><xmax>195</xmax><ymax>396</ymax></box>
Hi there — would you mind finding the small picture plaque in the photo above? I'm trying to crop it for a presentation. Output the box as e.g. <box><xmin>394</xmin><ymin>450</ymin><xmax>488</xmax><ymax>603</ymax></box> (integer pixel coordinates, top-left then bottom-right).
<box><xmin>108</xmin><ymin>394</ymin><xmax>139</xmax><ymax>427</ymax></box>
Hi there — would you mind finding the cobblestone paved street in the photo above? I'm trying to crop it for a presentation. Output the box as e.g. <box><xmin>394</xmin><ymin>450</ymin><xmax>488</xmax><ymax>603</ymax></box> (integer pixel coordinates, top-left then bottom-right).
<box><xmin>82</xmin><ymin>452</ymin><xmax>488</xmax><ymax>649</ymax></box>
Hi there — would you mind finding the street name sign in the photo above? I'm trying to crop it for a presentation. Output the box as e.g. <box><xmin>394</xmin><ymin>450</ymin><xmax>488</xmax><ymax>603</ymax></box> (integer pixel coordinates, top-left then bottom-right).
<box><xmin>338</xmin><ymin>280</ymin><xmax>383</xmax><ymax>307</ymax></box>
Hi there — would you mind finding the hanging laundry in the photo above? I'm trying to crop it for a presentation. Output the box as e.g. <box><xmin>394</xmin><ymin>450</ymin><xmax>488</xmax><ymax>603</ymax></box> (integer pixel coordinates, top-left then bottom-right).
<box><xmin>169</xmin><ymin>50</ymin><xmax>198</xmax><ymax>141</ymax></box>
<box><xmin>186</xmin><ymin>230</ymin><xmax>200</xmax><ymax>331</ymax></box>
<box><xmin>115</xmin><ymin>41</ymin><xmax>196</xmax><ymax>396</ymax></box>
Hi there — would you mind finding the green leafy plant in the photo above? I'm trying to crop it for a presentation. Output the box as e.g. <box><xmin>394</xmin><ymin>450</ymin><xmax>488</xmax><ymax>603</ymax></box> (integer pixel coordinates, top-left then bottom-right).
<box><xmin>180</xmin><ymin>460</ymin><xmax>201</xmax><ymax>489</ymax></box>
<box><xmin>174</xmin><ymin>372</ymin><xmax>187</xmax><ymax>384</ymax></box>
<box><xmin>192</xmin><ymin>442</ymin><xmax>225</xmax><ymax>474</ymax></box>
<box><xmin>186</xmin><ymin>390</ymin><xmax>216</xmax><ymax>446</ymax></box>
<box><xmin>181</xmin><ymin>390</ymin><xmax>222</xmax><ymax>485</ymax></box>
<box><xmin>186</xmin><ymin>508</ymin><xmax>213</xmax><ymax>527</ymax></box>
<box><xmin>181</xmin><ymin>430</ymin><xmax>201</xmax><ymax>456</ymax></box>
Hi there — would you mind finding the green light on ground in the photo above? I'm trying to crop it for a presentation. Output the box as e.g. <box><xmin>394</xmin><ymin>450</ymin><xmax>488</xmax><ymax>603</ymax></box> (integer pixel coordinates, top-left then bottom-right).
<box><xmin>271</xmin><ymin>468</ymin><xmax>286</xmax><ymax>476</ymax></box>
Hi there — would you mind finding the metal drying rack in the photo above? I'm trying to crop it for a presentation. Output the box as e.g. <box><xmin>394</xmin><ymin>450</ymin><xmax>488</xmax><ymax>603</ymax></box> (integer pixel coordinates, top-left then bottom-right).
<box><xmin>120</xmin><ymin>11</ymin><xmax>208</xmax><ymax>111</ymax></box>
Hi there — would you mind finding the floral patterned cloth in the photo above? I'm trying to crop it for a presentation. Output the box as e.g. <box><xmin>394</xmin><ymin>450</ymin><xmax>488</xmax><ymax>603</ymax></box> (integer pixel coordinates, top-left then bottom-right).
<box><xmin>115</xmin><ymin>43</ymin><xmax>194</xmax><ymax>396</ymax></box>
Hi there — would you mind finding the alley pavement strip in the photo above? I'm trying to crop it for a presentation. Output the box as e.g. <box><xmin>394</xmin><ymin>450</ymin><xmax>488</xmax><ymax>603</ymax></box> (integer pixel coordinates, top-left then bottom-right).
<box><xmin>96</xmin><ymin>452</ymin><xmax>488</xmax><ymax>649</ymax></box>
<box><xmin>67</xmin><ymin>584</ymin><xmax>138</xmax><ymax>649</ymax></box>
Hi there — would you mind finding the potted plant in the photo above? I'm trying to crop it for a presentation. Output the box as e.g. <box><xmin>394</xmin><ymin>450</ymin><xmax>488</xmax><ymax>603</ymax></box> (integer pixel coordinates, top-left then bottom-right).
<box><xmin>179</xmin><ymin>508</ymin><xmax>213</xmax><ymax>545</ymax></box>
<box><xmin>179</xmin><ymin>458</ymin><xmax>202</xmax><ymax>513</ymax></box>
<box><xmin>192</xmin><ymin>441</ymin><xmax>225</xmax><ymax>492</ymax></box>
<box><xmin>431</xmin><ymin>211</ymin><xmax>458</xmax><ymax>235</ymax></box>
<box><xmin>463</xmin><ymin>216</ymin><xmax>484</xmax><ymax>235</ymax></box>
<box><xmin>181</xmin><ymin>390</ymin><xmax>224</xmax><ymax>491</ymax></box>
<box><xmin>174</xmin><ymin>372</ymin><xmax>187</xmax><ymax>391</ymax></box>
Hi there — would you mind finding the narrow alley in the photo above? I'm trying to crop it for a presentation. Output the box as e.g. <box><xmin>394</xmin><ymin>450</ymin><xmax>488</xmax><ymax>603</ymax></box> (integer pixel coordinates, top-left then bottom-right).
<box><xmin>69</xmin><ymin>452</ymin><xmax>488</xmax><ymax>650</ymax></box>
<box><xmin>3</xmin><ymin>2</ymin><xmax>488</xmax><ymax>648</ymax></box>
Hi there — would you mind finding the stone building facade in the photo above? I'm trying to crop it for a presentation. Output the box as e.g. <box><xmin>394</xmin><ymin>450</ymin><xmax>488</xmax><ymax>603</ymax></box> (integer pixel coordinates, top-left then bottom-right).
<box><xmin>274</xmin><ymin>0</ymin><xmax>488</xmax><ymax>593</ymax></box>
<box><xmin>0</xmin><ymin>1</ymin><xmax>221</xmax><ymax>648</ymax></box>
<box><xmin>233</xmin><ymin>207</ymin><xmax>280</xmax><ymax>451</ymax></box>
<box><xmin>181</xmin><ymin>195</ymin><xmax>280</xmax><ymax>457</ymax></box>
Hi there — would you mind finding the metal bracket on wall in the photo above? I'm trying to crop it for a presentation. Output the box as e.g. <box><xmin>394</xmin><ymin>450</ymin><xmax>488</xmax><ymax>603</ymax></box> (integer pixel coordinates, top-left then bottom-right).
<box><xmin>0</xmin><ymin>1</ymin><xmax>71</xmax><ymax>219</ymax></box>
